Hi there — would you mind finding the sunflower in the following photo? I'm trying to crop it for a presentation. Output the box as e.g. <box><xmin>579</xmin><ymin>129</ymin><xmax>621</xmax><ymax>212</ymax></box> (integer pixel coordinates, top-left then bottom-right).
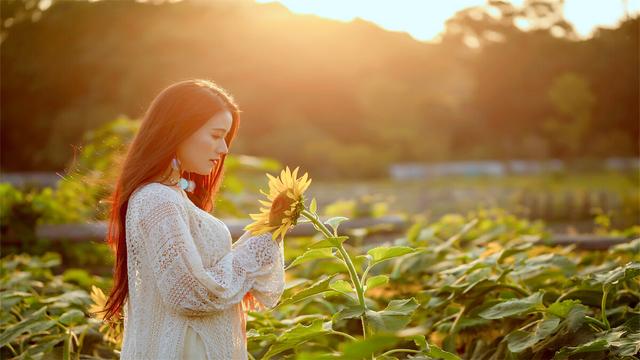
<box><xmin>88</xmin><ymin>285</ymin><xmax>124</xmax><ymax>344</ymax></box>
<box><xmin>244</xmin><ymin>166</ymin><xmax>311</xmax><ymax>243</ymax></box>
<box><xmin>88</xmin><ymin>285</ymin><xmax>108</xmax><ymax>320</ymax></box>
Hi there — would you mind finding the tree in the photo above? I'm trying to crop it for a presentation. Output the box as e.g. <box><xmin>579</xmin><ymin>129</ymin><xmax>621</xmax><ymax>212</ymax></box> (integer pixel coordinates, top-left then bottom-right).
<box><xmin>543</xmin><ymin>72</ymin><xmax>595</xmax><ymax>159</ymax></box>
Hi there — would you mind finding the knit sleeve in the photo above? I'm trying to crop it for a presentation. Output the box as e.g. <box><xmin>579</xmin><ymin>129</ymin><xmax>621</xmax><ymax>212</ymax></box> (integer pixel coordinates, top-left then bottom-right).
<box><xmin>233</xmin><ymin>230</ymin><xmax>286</xmax><ymax>309</ymax></box>
<box><xmin>137</xmin><ymin>192</ymin><xmax>284</xmax><ymax>316</ymax></box>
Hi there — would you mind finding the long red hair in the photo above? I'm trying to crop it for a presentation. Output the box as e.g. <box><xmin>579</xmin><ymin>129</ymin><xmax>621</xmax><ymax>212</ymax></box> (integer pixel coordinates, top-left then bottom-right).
<box><xmin>101</xmin><ymin>79</ymin><xmax>241</xmax><ymax>323</ymax></box>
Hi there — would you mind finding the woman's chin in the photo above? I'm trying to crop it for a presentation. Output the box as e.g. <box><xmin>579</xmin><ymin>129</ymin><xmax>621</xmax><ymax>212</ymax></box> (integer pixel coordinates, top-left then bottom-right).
<box><xmin>192</xmin><ymin>161</ymin><xmax>218</xmax><ymax>175</ymax></box>
<box><xmin>193</xmin><ymin>168</ymin><xmax>211</xmax><ymax>176</ymax></box>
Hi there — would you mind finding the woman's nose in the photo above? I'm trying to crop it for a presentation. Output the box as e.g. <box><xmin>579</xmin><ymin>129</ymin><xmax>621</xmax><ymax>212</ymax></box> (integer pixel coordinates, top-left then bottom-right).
<box><xmin>217</xmin><ymin>141</ymin><xmax>228</xmax><ymax>156</ymax></box>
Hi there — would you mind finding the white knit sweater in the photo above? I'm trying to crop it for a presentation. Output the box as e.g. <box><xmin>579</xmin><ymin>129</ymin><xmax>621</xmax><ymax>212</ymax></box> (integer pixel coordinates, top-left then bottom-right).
<box><xmin>120</xmin><ymin>182</ymin><xmax>285</xmax><ymax>360</ymax></box>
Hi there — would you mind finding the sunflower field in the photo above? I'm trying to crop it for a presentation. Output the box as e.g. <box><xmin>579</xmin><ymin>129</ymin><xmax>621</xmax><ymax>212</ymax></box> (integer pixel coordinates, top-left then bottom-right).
<box><xmin>2</xmin><ymin>200</ymin><xmax>639</xmax><ymax>359</ymax></box>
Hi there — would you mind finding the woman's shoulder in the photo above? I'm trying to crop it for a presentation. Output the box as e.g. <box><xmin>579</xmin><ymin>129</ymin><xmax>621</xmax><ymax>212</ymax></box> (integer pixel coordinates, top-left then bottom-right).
<box><xmin>129</xmin><ymin>182</ymin><xmax>184</xmax><ymax>208</ymax></box>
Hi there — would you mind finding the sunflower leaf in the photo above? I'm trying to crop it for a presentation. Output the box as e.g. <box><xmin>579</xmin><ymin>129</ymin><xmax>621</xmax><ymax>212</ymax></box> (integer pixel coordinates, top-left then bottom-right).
<box><xmin>0</xmin><ymin>306</ymin><xmax>49</xmax><ymax>348</ymax></box>
<box><xmin>309</xmin><ymin>197</ymin><xmax>317</xmax><ymax>214</ymax></box>
<box><xmin>367</xmin><ymin>246</ymin><xmax>416</xmax><ymax>266</ymax></box>
<box><xmin>58</xmin><ymin>309</ymin><xmax>86</xmax><ymax>326</ymax></box>
<box><xmin>365</xmin><ymin>275</ymin><xmax>389</xmax><ymax>291</ymax></box>
<box><xmin>478</xmin><ymin>291</ymin><xmax>545</xmax><ymax>319</ymax></box>
<box><xmin>286</xmin><ymin>248</ymin><xmax>335</xmax><ymax>270</ymax></box>
<box><xmin>340</xmin><ymin>334</ymin><xmax>400</xmax><ymax>358</ymax></box>
<box><xmin>593</xmin><ymin>261</ymin><xmax>640</xmax><ymax>287</ymax></box>
<box><xmin>505</xmin><ymin>316</ymin><xmax>561</xmax><ymax>353</ymax></box>
<box><xmin>309</xmin><ymin>236</ymin><xmax>349</xmax><ymax>249</ymax></box>
<box><xmin>329</xmin><ymin>279</ymin><xmax>354</xmax><ymax>297</ymax></box>
<box><xmin>333</xmin><ymin>303</ymin><xmax>365</xmax><ymax>322</ymax></box>
<box><xmin>263</xmin><ymin>319</ymin><xmax>333</xmax><ymax>359</ymax></box>
<box><xmin>278</xmin><ymin>274</ymin><xmax>338</xmax><ymax>307</ymax></box>
<box><xmin>324</xmin><ymin>217</ymin><xmax>349</xmax><ymax>236</ymax></box>
<box><xmin>426</xmin><ymin>344</ymin><xmax>461</xmax><ymax>360</ymax></box>
<box><xmin>365</xmin><ymin>298</ymin><xmax>420</xmax><ymax>334</ymax></box>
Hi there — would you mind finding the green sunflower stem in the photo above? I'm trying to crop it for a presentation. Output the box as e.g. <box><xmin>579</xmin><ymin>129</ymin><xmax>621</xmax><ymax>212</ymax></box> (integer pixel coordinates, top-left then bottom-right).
<box><xmin>301</xmin><ymin>209</ymin><xmax>369</xmax><ymax>338</ymax></box>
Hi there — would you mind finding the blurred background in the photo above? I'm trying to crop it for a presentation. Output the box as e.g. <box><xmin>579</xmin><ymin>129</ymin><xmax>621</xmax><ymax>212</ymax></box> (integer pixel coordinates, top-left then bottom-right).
<box><xmin>1</xmin><ymin>0</ymin><xmax>638</xmax><ymax>252</ymax></box>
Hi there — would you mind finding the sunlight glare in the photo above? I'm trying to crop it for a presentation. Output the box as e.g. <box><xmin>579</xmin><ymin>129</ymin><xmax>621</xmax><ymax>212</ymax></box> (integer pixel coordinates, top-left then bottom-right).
<box><xmin>255</xmin><ymin>0</ymin><xmax>640</xmax><ymax>42</ymax></box>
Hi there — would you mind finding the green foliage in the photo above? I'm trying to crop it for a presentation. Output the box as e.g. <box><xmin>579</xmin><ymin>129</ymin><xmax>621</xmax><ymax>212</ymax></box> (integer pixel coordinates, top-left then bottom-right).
<box><xmin>323</xmin><ymin>195</ymin><xmax>391</xmax><ymax>219</ymax></box>
<box><xmin>258</xmin><ymin>206</ymin><xmax>639</xmax><ymax>359</ymax></box>
<box><xmin>379</xmin><ymin>210</ymin><xmax>640</xmax><ymax>359</ymax></box>
<box><xmin>478</xmin><ymin>291</ymin><xmax>545</xmax><ymax>320</ymax></box>
<box><xmin>364</xmin><ymin>298</ymin><xmax>420</xmax><ymax>333</ymax></box>
<box><xmin>0</xmin><ymin>253</ymin><xmax>118</xmax><ymax>359</ymax></box>
<box><xmin>3</xmin><ymin>206</ymin><xmax>638</xmax><ymax>359</ymax></box>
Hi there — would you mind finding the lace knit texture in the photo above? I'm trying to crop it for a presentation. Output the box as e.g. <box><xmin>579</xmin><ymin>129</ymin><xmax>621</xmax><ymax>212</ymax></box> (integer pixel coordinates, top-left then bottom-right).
<box><xmin>120</xmin><ymin>182</ymin><xmax>285</xmax><ymax>360</ymax></box>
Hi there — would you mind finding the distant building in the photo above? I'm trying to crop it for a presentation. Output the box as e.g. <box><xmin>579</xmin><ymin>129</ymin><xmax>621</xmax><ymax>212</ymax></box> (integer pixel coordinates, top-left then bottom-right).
<box><xmin>389</xmin><ymin>158</ymin><xmax>637</xmax><ymax>180</ymax></box>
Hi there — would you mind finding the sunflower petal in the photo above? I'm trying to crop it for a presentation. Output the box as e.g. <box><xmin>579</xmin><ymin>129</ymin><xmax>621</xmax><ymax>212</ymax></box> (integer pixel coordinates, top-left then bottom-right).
<box><xmin>298</xmin><ymin>173</ymin><xmax>308</xmax><ymax>187</ymax></box>
<box><xmin>266</xmin><ymin>173</ymin><xmax>278</xmax><ymax>183</ymax></box>
<box><xmin>273</xmin><ymin>227</ymin><xmax>282</xmax><ymax>240</ymax></box>
<box><xmin>300</xmin><ymin>178</ymin><xmax>312</xmax><ymax>193</ymax></box>
<box><xmin>258</xmin><ymin>200</ymin><xmax>272</xmax><ymax>207</ymax></box>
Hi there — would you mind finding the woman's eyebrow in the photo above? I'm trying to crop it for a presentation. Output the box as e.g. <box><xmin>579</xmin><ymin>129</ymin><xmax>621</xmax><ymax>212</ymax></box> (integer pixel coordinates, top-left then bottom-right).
<box><xmin>211</xmin><ymin>127</ymin><xmax>229</xmax><ymax>133</ymax></box>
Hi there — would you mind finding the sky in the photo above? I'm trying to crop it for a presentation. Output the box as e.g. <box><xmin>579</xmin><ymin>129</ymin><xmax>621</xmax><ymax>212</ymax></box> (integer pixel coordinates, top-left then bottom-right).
<box><xmin>255</xmin><ymin>0</ymin><xmax>640</xmax><ymax>42</ymax></box>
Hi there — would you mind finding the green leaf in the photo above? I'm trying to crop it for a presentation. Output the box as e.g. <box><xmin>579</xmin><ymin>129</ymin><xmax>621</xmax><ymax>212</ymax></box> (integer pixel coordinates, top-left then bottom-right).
<box><xmin>365</xmin><ymin>275</ymin><xmax>389</xmax><ymax>291</ymax></box>
<box><xmin>41</xmin><ymin>290</ymin><xmax>90</xmax><ymax>307</ymax></box>
<box><xmin>412</xmin><ymin>334</ymin><xmax>428</xmax><ymax>351</ymax></box>
<box><xmin>434</xmin><ymin>218</ymin><xmax>478</xmax><ymax>253</ymax></box>
<box><xmin>367</xmin><ymin>246</ymin><xmax>416</xmax><ymax>266</ymax></box>
<box><xmin>555</xmin><ymin>329</ymin><xmax>624</xmax><ymax>359</ymax></box>
<box><xmin>279</xmin><ymin>274</ymin><xmax>338</xmax><ymax>306</ymax></box>
<box><xmin>479</xmin><ymin>291</ymin><xmax>544</xmax><ymax>320</ymax></box>
<box><xmin>22</xmin><ymin>335</ymin><xmax>65</xmax><ymax>358</ymax></box>
<box><xmin>427</xmin><ymin>343</ymin><xmax>461</xmax><ymax>360</ymax></box>
<box><xmin>610</xmin><ymin>329</ymin><xmax>640</xmax><ymax>356</ymax></box>
<box><xmin>0</xmin><ymin>306</ymin><xmax>48</xmax><ymax>348</ymax></box>
<box><xmin>1</xmin><ymin>291</ymin><xmax>31</xmax><ymax>311</ymax></box>
<box><xmin>246</xmin><ymin>328</ymin><xmax>278</xmax><ymax>342</ymax></box>
<box><xmin>565</xmin><ymin>304</ymin><xmax>588</xmax><ymax>331</ymax></box>
<box><xmin>286</xmin><ymin>248</ymin><xmax>335</xmax><ymax>270</ymax></box>
<box><xmin>309</xmin><ymin>236</ymin><xmax>349</xmax><ymax>249</ymax></box>
<box><xmin>333</xmin><ymin>303</ymin><xmax>365</xmax><ymax>322</ymax></box>
<box><xmin>309</xmin><ymin>197</ymin><xmax>317</xmax><ymax>214</ymax></box>
<box><xmin>497</xmin><ymin>242</ymin><xmax>533</xmax><ymax>262</ymax></box>
<box><xmin>340</xmin><ymin>334</ymin><xmax>400</xmax><ymax>359</ymax></box>
<box><xmin>264</xmin><ymin>319</ymin><xmax>333</xmax><ymax>359</ymax></box>
<box><xmin>511</xmin><ymin>254</ymin><xmax>577</xmax><ymax>280</ymax></box>
<box><xmin>365</xmin><ymin>298</ymin><xmax>420</xmax><ymax>334</ymax></box>
<box><xmin>554</xmin><ymin>339</ymin><xmax>608</xmax><ymax>359</ymax></box>
<box><xmin>325</xmin><ymin>217</ymin><xmax>349</xmax><ymax>234</ymax></box>
<box><xmin>281</xmin><ymin>314</ymin><xmax>328</xmax><ymax>327</ymax></box>
<box><xmin>506</xmin><ymin>317</ymin><xmax>561</xmax><ymax>353</ymax></box>
<box><xmin>547</xmin><ymin>300</ymin><xmax>582</xmax><ymax>318</ymax></box>
<box><xmin>58</xmin><ymin>309</ymin><xmax>85</xmax><ymax>326</ymax></box>
<box><xmin>30</xmin><ymin>319</ymin><xmax>57</xmax><ymax>333</ymax></box>
<box><xmin>594</xmin><ymin>261</ymin><xmax>640</xmax><ymax>287</ymax></box>
<box><xmin>329</xmin><ymin>280</ymin><xmax>354</xmax><ymax>296</ymax></box>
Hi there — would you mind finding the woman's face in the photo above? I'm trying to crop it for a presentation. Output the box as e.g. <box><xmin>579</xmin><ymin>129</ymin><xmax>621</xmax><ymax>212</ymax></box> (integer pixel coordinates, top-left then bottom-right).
<box><xmin>176</xmin><ymin>110</ymin><xmax>232</xmax><ymax>175</ymax></box>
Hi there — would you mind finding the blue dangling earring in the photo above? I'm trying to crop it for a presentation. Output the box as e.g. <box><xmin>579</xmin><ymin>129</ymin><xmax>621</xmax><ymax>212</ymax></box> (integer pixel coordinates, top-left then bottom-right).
<box><xmin>171</xmin><ymin>157</ymin><xmax>196</xmax><ymax>193</ymax></box>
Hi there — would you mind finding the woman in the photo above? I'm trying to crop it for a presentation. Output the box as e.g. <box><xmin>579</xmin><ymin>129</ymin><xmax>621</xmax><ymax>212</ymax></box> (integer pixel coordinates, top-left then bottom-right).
<box><xmin>100</xmin><ymin>79</ymin><xmax>286</xmax><ymax>359</ymax></box>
